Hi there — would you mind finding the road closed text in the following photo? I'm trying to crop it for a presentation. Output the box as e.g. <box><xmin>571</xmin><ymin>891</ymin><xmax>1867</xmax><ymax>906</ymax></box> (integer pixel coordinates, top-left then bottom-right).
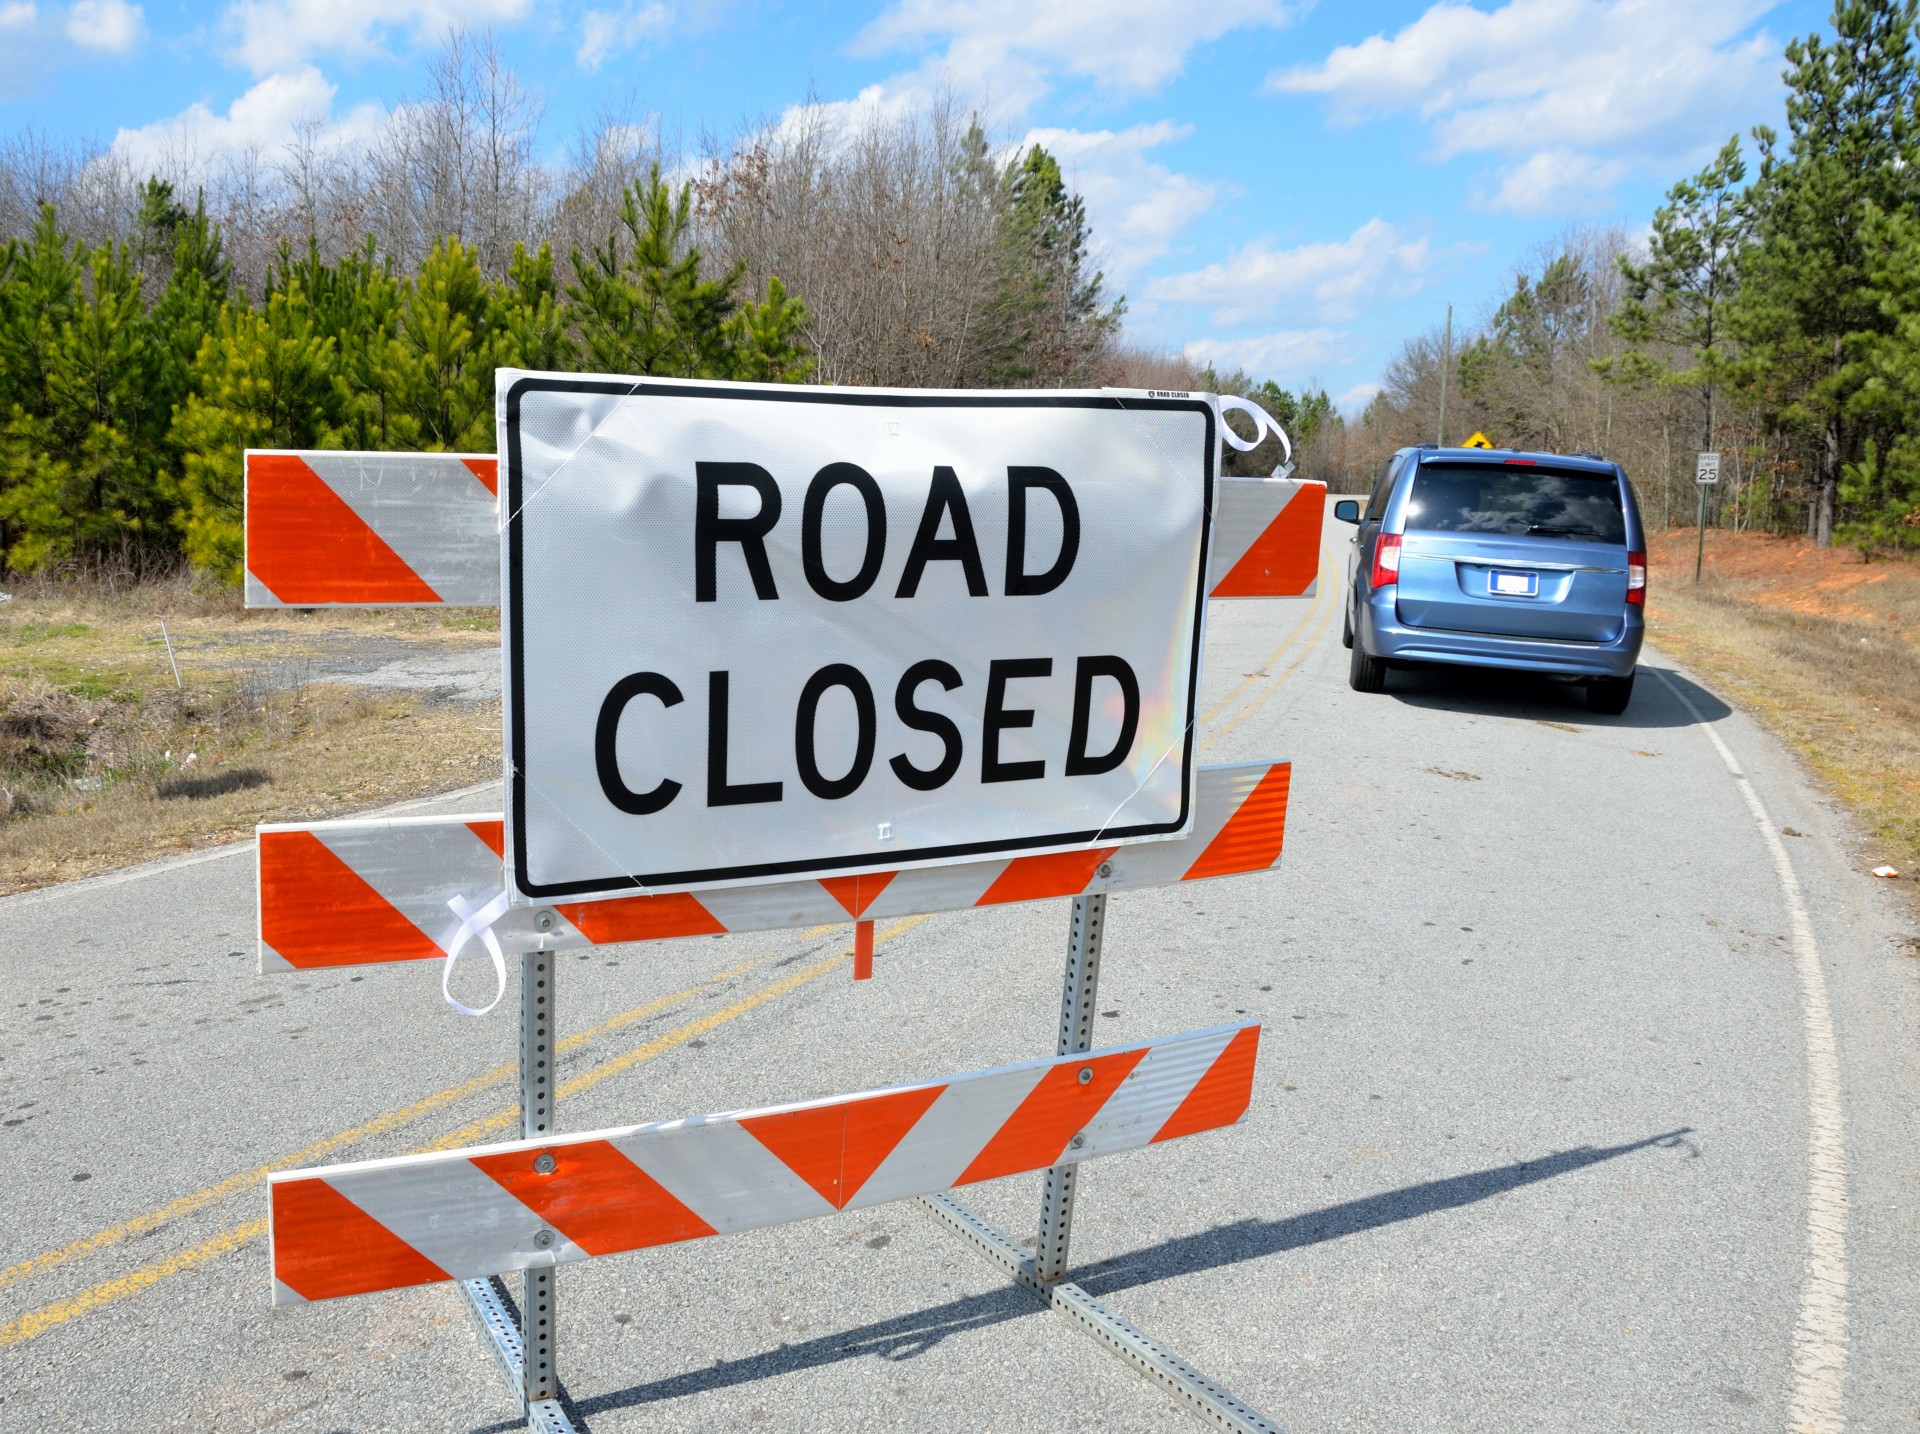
<box><xmin>504</xmin><ymin>378</ymin><xmax>1213</xmax><ymax>896</ymax></box>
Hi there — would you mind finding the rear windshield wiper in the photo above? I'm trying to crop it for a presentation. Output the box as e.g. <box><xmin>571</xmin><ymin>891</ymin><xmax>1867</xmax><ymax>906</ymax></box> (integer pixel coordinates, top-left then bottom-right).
<box><xmin>1527</xmin><ymin>524</ymin><xmax>1605</xmax><ymax>536</ymax></box>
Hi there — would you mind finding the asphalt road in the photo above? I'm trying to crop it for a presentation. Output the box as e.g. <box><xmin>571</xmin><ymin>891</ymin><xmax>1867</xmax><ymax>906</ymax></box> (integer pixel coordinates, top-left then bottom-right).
<box><xmin>4</xmin><ymin>509</ymin><xmax>1918</xmax><ymax>1432</ymax></box>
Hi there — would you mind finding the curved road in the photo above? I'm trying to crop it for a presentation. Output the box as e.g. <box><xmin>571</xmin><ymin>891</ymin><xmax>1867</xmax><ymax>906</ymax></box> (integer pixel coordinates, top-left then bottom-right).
<box><xmin>2</xmin><ymin>508</ymin><xmax>1917</xmax><ymax>1431</ymax></box>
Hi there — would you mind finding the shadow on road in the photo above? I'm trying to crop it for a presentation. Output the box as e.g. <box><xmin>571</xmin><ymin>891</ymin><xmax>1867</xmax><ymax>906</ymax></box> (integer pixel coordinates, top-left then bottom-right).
<box><xmin>521</xmin><ymin>1127</ymin><xmax>1694</xmax><ymax>1428</ymax></box>
<box><xmin>1382</xmin><ymin>662</ymin><xmax>1730</xmax><ymax>730</ymax></box>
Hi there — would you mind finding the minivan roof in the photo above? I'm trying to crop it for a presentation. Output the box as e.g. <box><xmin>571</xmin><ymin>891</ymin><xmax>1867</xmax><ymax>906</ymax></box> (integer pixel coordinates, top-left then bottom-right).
<box><xmin>1400</xmin><ymin>445</ymin><xmax>1617</xmax><ymax>473</ymax></box>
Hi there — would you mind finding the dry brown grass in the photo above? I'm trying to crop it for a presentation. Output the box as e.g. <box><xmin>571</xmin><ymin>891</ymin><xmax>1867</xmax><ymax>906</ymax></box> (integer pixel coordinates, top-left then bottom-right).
<box><xmin>1646</xmin><ymin>531</ymin><xmax>1920</xmax><ymax>901</ymax></box>
<box><xmin>0</xmin><ymin>576</ymin><xmax>500</xmax><ymax>894</ymax></box>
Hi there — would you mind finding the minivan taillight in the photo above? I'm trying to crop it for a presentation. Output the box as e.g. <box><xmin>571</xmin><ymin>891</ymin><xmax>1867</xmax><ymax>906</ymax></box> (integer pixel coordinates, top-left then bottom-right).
<box><xmin>1371</xmin><ymin>533</ymin><xmax>1403</xmax><ymax>588</ymax></box>
<box><xmin>1626</xmin><ymin>550</ymin><xmax>1646</xmax><ymax>605</ymax></box>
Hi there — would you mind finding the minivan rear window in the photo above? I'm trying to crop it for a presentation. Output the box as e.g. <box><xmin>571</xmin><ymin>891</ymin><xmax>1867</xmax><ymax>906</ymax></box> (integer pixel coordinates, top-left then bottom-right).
<box><xmin>1404</xmin><ymin>462</ymin><xmax>1626</xmax><ymax>543</ymax></box>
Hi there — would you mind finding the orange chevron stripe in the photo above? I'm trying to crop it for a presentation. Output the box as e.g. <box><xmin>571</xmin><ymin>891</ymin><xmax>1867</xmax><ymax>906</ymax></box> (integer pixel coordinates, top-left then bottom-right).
<box><xmin>271</xmin><ymin>1179</ymin><xmax>449</xmax><ymax>1301</ymax></box>
<box><xmin>470</xmin><ymin>1139</ymin><xmax>715</xmax><ymax>1257</ymax></box>
<box><xmin>258</xmin><ymin>830</ymin><xmax>443</xmax><ymax>969</ymax></box>
<box><xmin>818</xmin><ymin>871</ymin><xmax>897</xmax><ymax>919</ymax></box>
<box><xmin>1181</xmin><ymin>764</ymin><xmax>1290</xmax><ymax>881</ymax></box>
<box><xmin>1211</xmin><ymin>485</ymin><xmax>1323</xmax><ymax>597</ymax></box>
<box><xmin>976</xmin><ymin>846</ymin><xmax>1116</xmax><ymax>906</ymax></box>
<box><xmin>955</xmin><ymin>1046</ymin><xmax>1147</xmax><ymax>1184</ymax></box>
<box><xmin>1152</xmin><ymin>1025</ymin><xmax>1260</xmax><ymax>1143</ymax></box>
<box><xmin>466</xmin><ymin>820</ymin><xmax>505</xmax><ymax>858</ymax></box>
<box><xmin>246</xmin><ymin>454</ymin><xmax>442</xmax><ymax>604</ymax></box>
<box><xmin>556</xmin><ymin>891</ymin><xmax>728</xmax><ymax>945</ymax></box>
<box><xmin>739</xmin><ymin>1084</ymin><xmax>946</xmax><ymax>1209</ymax></box>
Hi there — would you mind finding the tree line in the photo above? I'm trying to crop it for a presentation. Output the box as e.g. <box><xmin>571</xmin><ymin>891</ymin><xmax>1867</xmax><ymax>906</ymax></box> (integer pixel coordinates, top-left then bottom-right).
<box><xmin>0</xmin><ymin>35</ymin><xmax>1168</xmax><ymax>581</ymax></box>
<box><xmin>1309</xmin><ymin>0</ymin><xmax>1920</xmax><ymax>556</ymax></box>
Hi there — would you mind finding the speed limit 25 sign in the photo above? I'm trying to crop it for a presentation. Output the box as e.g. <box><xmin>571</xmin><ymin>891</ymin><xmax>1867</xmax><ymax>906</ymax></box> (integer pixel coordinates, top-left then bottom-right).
<box><xmin>499</xmin><ymin>375</ymin><xmax>1217</xmax><ymax>900</ymax></box>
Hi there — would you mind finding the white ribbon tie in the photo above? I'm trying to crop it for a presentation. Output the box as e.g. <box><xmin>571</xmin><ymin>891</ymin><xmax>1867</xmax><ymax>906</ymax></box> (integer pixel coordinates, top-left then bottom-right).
<box><xmin>441</xmin><ymin>890</ymin><xmax>513</xmax><ymax>1017</ymax></box>
<box><xmin>1217</xmin><ymin>395</ymin><xmax>1295</xmax><ymax>467</ymax></box>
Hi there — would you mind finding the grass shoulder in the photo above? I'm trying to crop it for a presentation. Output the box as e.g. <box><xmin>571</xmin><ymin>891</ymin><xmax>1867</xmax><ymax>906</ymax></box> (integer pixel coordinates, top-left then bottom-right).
<box><xmin>1645</xmin><ymin>530</ymin><xmax>1920</xmax><ymax>915</ymax></box>
<box><xmin>0</xmin><ymin>575</ymin><xmax>500</xmax><ymax>895</ymax></box>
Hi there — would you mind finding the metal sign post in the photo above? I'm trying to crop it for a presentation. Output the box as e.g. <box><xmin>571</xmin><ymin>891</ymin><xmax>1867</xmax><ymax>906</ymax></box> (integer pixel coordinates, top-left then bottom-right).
<box><xmin>245</xmin><ymin>380</ymin><xmax>1325</xmax><ymax>1433</ymax></box>
<box><xmin>1695</xmin><ymin>451</ymin><xmax>1721</xmax><ymax>583</ymax></box>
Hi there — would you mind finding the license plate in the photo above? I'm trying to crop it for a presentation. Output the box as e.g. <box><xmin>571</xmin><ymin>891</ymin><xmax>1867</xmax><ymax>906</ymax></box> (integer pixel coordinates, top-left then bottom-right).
<box><xmin>1490</xmin><ymin>570</ymin><xmax>1538</xmax><ymax>596</ymax></box>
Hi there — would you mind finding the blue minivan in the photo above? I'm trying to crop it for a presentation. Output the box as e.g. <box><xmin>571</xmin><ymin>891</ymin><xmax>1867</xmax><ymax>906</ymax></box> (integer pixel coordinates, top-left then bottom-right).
<box><xmin>1333</xmin><ymin>445</ymin><xmax>1647</xmax><ymax>713</ymax></box>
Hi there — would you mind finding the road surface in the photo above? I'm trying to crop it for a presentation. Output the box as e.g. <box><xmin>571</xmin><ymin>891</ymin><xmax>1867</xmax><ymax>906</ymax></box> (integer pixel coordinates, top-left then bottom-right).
<box><xmin>3</xmin><ymin>509</ymin><xmax>1917</xmax><ymax>1431</ymax></box>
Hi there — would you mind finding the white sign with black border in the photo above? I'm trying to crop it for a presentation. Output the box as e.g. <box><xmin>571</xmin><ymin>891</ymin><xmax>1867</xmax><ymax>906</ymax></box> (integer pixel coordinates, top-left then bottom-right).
<box><xmin>1696</xmin><ymin>451</ymin><xmax>1721</xmax><ymax>484</ymax></box>
<box><xmin>500</xmin><ymin>374</ymin><xmax>1217</xmax><ymax>901</ymax></box>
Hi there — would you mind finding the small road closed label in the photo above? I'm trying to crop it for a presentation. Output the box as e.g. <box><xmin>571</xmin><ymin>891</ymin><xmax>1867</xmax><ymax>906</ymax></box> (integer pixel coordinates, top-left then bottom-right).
<box><xmin>500</xmin><ymin>375</ymin><xmax>1217</xmax><ymax>899</ymax></box>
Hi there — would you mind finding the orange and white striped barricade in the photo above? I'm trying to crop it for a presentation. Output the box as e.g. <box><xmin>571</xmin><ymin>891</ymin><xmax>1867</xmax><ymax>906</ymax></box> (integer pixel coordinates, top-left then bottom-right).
<box><xmin>243</xmin><ymin>449</ymin><xmax>1321</xmax><ymax>606</ymax></box>
<box><xmin>244</xmin><ymin>385</ymin><xmax>1313</xmax><ymax>1434</ymax></box>
<box><xmin>254</xmin><ymin>760</ymin><xmax>1289</xmax><ymax>972</ymax></box>
<box><xmin>270</xmin><ymin>1024</ymin><xmax>1258</xmax><ymax>1303</ymax></box>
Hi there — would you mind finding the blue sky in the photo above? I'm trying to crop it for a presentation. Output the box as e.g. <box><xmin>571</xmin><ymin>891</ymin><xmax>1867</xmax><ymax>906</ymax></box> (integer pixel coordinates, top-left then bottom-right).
<box><xmin>2</xmin><ymin>0</ymin><xmax>1834</xmax><ymax>410</ymax></box>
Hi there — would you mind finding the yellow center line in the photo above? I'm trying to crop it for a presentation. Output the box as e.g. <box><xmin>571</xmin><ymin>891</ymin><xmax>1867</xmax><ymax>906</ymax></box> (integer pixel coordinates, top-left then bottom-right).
<box><xmin>1201</xmin><ymin>544</ymin><xmax>1340</xmax><ymax>752</ymax></box>
<box><xmin>0</xmin><ymin>917</ymin><xmax>926</xmax><ymax>1349</ymax></box>
<box><xmin>0</xmin><ymin>942</ymin><xmax>821</xmax><ymax>1295</ymax></box>
<box><xmin>1196</xmin><ymin>547</ymin><xmax>1334</xmax><ymax>729</ymax></box>
<box><xmin>0</xmin><ymin>1219</ymin><xmax>269</xmax><ymax>1350</ymax></box>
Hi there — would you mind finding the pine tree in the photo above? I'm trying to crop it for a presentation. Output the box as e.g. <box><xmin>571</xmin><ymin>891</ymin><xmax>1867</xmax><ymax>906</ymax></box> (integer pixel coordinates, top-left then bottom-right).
<box><xmin>1834</xmin><ymin>202</ymin><xmax>1920</xmax><ymax>550</ymax></box>
<box><xmin>990</xmin><ymin>145</ymin><xmax>1119</xmax><ymax>384</ymax></box>
<box><xmin>0</xmin><ymin>233</ymin><xmax>172</xmax><ymax>572</ymax></box>
<box><xmin>167</xmin><ymin>289</ymin><xmax>340</xmax><ymax>580</ymax></box>
<box><xmin>569</xmin><ymin>164</ymin><xmax>809</xmax><ymax>382</ymax></box>
<box><xmin>370</xmin><ymin>237</ymin><xmax>500</xmax><ymax>452</ymax></box>
<box><xmin>1607</xmin><ymin>137</ymin><xmax>1749</xmax><ymax>454</ymax></box>
<box><xmin>1730</xmin><ymin>0</ymin><xmax>1920</xmax><ymax>544</ymax></box>
<box><xmin>0</xmin><ymin>207</ymin><xmax>81</xmax><ymax>567</ymax></box>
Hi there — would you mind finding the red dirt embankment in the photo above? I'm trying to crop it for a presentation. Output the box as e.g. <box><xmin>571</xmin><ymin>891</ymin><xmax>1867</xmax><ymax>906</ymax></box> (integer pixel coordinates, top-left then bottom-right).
<box><xmin>1648</xmin><ymin>529</ymin><xmax>1920</xmax><ymax>634</ymax></box>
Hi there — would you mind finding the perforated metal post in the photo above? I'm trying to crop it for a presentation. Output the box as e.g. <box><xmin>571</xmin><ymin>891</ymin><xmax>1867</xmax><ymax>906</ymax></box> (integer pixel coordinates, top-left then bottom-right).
<box><xmin>1036</xmin><ymin>892</ymin><xmax>1106</xmax><ymax>1283</ymax></box>
<box><xmin>520</xmin><ymin>949</ymin><xmax>559</xmax><ymax>1412</ymax></box>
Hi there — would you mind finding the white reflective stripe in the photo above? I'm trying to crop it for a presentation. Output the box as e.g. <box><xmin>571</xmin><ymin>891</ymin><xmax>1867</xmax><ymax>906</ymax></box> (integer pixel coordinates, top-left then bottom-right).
<box><xmin>697</xmin><ymin>878</ymin><xmax>852</xmax><ymax>932</ymax></box>
<box><xmin>308</xmin><ymin>815</ymin><xmax>502</xmax><ymax>952</ymax></box>
<box><xmin>862</xmin><ymin>858</ymin><xmax>1010</xmax><ymax>921</ymax></box>
<box><xmin>324</xmin><ymin>1160</ymin><xmax>580</xmax><ymax>1281</ymax></box>
<box><xmin>618</xmin><ymin>1118</ymin><xmax>837</xmax><ymax>1233</ymax></box>
<box><xmin>297</xmin><ymin>451</ymin><xmax>499</xmax><ymax>605</ymax></box>
<box><xmin>1106</xmin><ymin>762</ymin><xmax>1269</xmax><ymax>887</ymax></box>
<box><xmin>1075</xmin><ymin>1025</ymin><xmax>1240</xmax><ymax>1154</ymax></box>
<box><xmin>1209</xmin><ymin>477</ymin><xmax>1306</xmax><ymax>585</ymax></box>
<box><xmin>849</xmin><ymin>1065</ymin><xmax>1047</xmax><ymax>1208</ymax></box>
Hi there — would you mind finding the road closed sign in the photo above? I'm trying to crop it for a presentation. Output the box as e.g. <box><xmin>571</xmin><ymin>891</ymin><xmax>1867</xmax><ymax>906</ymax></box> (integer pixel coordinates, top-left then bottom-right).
<box><xmin>499</xmin><ymin>374</ymin><xmax>1219</xmax><ymax>900</ymax></box>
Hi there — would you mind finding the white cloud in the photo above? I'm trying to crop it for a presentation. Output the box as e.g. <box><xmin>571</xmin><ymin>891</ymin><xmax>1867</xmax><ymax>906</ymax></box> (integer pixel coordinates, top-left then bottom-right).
<box><xmin>1334</xmin><ymin>381</ymin><xmax>1383</xmax><ymax>416</ymax></box>
<box><xmin>1481</xmin><ymin>149</ymin><xmax>1633</xmax><ymax>214</ymax></box>
<box><xmin>855</xmin><ymin>0</ymin><xmax>1299</xmax><ymax>112</ymax></box>
<box><xmin>112</xmin><ymin>66</ymin><xmax>384</xmax><ymax>170</ymax></box>
<box><xmin>1269</xmin><ymin>0</ymin><xmax>1780</xmax><ymax>212</ymax></box>
<box><xmin>1147</xmin><ymin>218</ymin><xmax>1435</xmax><ymax>327</ymax></box>
<box><xmin>0</xmin><ymin>3</ymin><xmax>37</xmax><ymax>28</ymax></box>
<box><xmin>577</xmin><ymin>1</ymin><xmax>669</xmax><ymax>72</ymax></box>
<box><xmin>65</xmin><ymin>0</ymin><xmax>140</xmax><ymax>51</ymax></box>
<box><xmin>222</xmin><ymin>0</ymin><xmax>531</xmax><ymax>75</ymax></box>
<box><xmin>1182</xmin><ymin>327</ymin><xmax>1349</xmax><ymax>383</ymax></box>
<box><xmin>1017</xmin><ymin>121</ymin><xmax>1216</xmax><ymax>281</ymax></box>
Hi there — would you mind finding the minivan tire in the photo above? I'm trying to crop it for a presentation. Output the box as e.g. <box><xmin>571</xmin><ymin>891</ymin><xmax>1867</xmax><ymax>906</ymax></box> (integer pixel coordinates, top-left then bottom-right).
<box><xmin>1349</xmin><ymin>640</ymin><xmax>1387</xmax><ymax>693</ymax></box>
<box><xmin>1341</xmin><ymin>599</ymin><xmax>1354</xmax><ymax>649</ymax></box>
<box><xmin>1587</xmin><ymin>672</ymin><xmax>1634</xmax><ymax>714</ymax></box>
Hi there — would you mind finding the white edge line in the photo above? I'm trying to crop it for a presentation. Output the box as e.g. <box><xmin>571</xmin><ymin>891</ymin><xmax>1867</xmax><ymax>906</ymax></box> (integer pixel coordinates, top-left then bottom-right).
<box><xmin>1656</xmin><ymin>667</ymin><xmax>1848</xmax><ymax>1432</ymax></box>
<box><xmin>0</xmin><ymin>779</ymin><xmax>505</xmax><ymax>911</ymax></box>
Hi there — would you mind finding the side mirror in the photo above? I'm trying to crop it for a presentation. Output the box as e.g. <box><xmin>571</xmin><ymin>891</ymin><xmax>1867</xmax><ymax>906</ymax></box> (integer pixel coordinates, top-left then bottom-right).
<box><xmin>1333</xmin><ymin>499</ymin><xmax>1361</xmax><ymax>524</ymax></box>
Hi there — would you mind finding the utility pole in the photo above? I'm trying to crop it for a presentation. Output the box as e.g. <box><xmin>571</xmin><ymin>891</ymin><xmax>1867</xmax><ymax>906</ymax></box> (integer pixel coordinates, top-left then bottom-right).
<box><xmin>1436</xmin><ymin>304</ymin><xmax>1452</xmax><ymax>447</ymax></box>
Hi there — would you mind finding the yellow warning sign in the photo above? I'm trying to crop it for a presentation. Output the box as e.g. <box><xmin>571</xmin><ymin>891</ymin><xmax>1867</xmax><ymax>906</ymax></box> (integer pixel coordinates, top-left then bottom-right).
<box><xmin>1461</xmin><ymin>431</ymin><xmax>1494</xmax><ymax>449</ymax></box>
